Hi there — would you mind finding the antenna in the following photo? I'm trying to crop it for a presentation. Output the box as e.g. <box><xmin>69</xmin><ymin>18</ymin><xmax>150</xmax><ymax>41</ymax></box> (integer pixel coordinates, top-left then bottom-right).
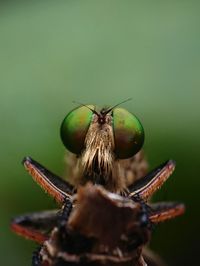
<box><xmin>104</xmin><ymin>98</ymin><xmax>132</xmax><ymax>114</ymax></box>
<box><xmin>72</xmin><ymin>101</ymin><xmax>99</xmax><ymax>116</ymax></box>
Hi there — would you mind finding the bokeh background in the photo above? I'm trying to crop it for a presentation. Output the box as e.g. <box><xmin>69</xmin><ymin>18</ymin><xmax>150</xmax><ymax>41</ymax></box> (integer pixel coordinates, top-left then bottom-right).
<box><xmin>0</xmin><ymin>1</ymin><xmax>199</xmax><ymax>265</ymax></box>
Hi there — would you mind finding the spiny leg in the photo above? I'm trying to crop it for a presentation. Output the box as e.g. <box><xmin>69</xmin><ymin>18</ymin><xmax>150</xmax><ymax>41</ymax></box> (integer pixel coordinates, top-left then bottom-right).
<box><xmin>128</xmin><ymin>160</ymin><xmax>185</xmax><ymax>223</ymax></box>
<box><xmin>58</xmin><ymin>197</ymin><xmax>73</xmax><ymax>229</ymax></box>
<box><xmin>133</xmin><ymin>200</ymin><xmax>184</xmax><ymax>227</ymax></box>
<box><xmin>23</xmin><ymin>156</ymin><xmax>74</xmax><ymax>204</ymax></box>
<box><xmin>12</xmin><ymin>157</ymin><xmax>75</xmax><ymax>242</ymax></box>
<box><xmin>128</xmin><ymin>160</ymin><xmax>176</xmax><ymax>200</ymax></box>
<box><xmin>131</xmin><ymin>197</ymin><xmax>185</xmax><ymax>224</ymax></box>
<box><xmin>149</xmin><ymin>202</ymin><xmax>185</xmax><ymax>223</ymax></box>
<box><xmin>11</xmin><ymin>210</ymin><xmax>59</xmax><ymax>244</ymax></box>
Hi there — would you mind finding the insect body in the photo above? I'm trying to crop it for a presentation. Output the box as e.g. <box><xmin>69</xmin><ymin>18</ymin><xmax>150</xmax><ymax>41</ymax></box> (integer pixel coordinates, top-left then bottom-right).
<box><xmin>11</xmin><ymin>103</ymin><xmax>185</xmax><ymax>266</ymax></box>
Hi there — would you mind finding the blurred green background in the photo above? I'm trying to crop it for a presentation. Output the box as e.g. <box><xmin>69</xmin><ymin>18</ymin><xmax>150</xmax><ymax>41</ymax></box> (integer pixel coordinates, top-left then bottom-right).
<box><xmin>0</xmin><ymin>1</ymin><xmax>199</xmax><ymax>265</ymax></box>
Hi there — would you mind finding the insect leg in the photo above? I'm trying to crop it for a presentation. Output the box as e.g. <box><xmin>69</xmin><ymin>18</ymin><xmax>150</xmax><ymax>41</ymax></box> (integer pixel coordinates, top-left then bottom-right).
<box><xmin>128</xmin><ymin>160</ymin><xmax>176</xmax><ymax>200</ymax></box>
<box><xmin>149</xmin><ymin>202</ymin><xmax>185</xmax><ymax>223</ymax></box>
<box><xmin>57</xmin><ymin>197</ymin><xmax>73</xmax><ymax>228</ymax></box>
<box><xmin>22</xmin><ymin>156</ymin><xmax>74</xmax><ymax>204</ymax></box>
<box><xmin>11</xmin><ymin>209</ymin><xmax>59</xmax><ymax>243</ymax></box>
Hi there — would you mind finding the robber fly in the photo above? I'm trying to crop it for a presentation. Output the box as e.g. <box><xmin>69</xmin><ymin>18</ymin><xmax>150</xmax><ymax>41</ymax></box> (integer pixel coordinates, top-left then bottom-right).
<box><xmin>11</xmin><ymin>101</ymin><xmax>185</xmax><ymax>266</ymax></box>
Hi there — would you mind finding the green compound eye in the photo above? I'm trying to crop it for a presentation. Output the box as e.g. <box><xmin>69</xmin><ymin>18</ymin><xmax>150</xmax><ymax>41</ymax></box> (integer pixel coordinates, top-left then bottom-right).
<box><xmin>60</xmin><ymin>105</ymin><xmax>94</xmax><ymax>154</ymax></box>
<box><xmin>113</xmin><ymin>108</ymin><xmax>144</xmax><ymax>159</ymax></box>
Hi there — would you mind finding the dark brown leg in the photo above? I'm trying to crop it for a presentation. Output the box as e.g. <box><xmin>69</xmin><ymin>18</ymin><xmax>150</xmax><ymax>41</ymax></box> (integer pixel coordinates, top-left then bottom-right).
<box><xmin>128</xmin><ymin>160</ymin><xmax>176</xmax><ymax>200</ymax></box>
<box><xmin>22</xmin><ymin>156</ymin><xmax>74</xmax><ymax>204</ymax></box>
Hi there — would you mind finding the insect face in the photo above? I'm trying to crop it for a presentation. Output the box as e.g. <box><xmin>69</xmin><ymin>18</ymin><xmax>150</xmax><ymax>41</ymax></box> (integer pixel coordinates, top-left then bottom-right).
<box><xmin>60</xmin><ymin>105</ymin><xmax>144</xmax><ymax>159</ymax></box>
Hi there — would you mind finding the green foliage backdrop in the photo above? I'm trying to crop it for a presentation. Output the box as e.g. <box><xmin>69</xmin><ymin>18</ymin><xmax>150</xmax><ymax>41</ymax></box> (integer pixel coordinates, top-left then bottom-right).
<box><xmin>0</xmin><ymin>1</ymin><xmax>199</xmax><ymax>265</ymax></box>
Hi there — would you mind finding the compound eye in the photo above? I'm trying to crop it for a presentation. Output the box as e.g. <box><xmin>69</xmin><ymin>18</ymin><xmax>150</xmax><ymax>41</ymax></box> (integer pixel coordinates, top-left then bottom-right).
<box><xmin>113</xmin><ymin>108</ymin><xmax>144</xmax><ymax>159</ymax></box>
<box><xmin>60</xmin><ymin>105</ymin><xmax>94</xmax><ymax>154</ymax></box>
